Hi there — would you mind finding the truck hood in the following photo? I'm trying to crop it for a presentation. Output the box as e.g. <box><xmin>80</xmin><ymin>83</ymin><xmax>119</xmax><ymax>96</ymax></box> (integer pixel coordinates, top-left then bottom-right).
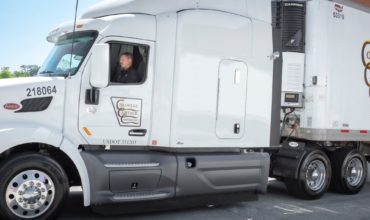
<box><xmin>0</xmin><ymin>77</ymin><xmax>66</xmax><ymax>132</ymax></box>
<box><xmin>0</xmin><ymin>76</ymin><xmax>60</xmax><ymax>88</ymax></box>
<box><xmin>0</xmin><ymin>76</ymin><xmax>66</xmax><ymax>152</ymax></box>
<box><xmin>0</xmin><ymin>76</ymin><xmax>66</xmax><ymax>107</ymax></box>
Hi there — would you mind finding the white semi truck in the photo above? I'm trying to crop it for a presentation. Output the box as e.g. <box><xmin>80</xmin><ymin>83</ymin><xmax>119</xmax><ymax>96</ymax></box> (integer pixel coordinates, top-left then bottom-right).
<box><xmin>0</xmin><ymin>0</ymin><xmax>369</xmax><ymax>219</ymax></box>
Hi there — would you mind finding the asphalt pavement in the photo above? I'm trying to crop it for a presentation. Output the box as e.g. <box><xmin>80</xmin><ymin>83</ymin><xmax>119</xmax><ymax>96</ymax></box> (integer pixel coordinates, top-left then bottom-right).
<box><xmin>60</xmin><ymin>179</ymin><xmax>370</xmax><ymax>220</ymax></box>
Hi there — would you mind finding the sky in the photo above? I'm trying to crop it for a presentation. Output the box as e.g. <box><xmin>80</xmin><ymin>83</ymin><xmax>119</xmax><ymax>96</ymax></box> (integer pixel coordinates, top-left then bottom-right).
<box><xmin>0</xmin><ymin>0</ymin><xmax>102</xmax><ymax>71</ymax></box>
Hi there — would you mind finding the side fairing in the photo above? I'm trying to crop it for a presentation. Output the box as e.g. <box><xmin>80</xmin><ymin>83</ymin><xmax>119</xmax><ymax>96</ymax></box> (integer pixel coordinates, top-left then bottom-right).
<box><xmin>169</xmin><ymin>10</ymin><xmax>274</xmax><ymax>148</ymax></box>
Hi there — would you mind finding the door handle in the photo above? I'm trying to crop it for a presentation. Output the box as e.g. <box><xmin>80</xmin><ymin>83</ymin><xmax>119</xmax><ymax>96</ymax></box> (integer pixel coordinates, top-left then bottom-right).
<box><xmin>128</xmin><ymin>129</ymin><xmax>147</xmax><ymax>137</ymax></box>
<box><xmin>234</xmin><ymin>123</ymin><xmax>240</xmax><ymax>134</ymax></box>
<box><xmin>85</xmin><ymin>88</ymin><xmax>100</xmax><ymax>105</ymax></box>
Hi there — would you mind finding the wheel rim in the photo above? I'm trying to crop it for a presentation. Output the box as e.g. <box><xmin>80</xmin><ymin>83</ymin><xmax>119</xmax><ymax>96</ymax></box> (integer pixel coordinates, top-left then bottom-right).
<box><xmin>305</xmin><ymin>160</ymin><xmax>327</xmax><ymax>191</ymax></box>
<box><xmin>5</xmin><ymin>170</ymin><xmax>55</xmax><ymax>219</ymax></box>
<box><xmin>345</xmin><ymin>157</ymin><xmax>364</xmax><ymax>187</ymax></box>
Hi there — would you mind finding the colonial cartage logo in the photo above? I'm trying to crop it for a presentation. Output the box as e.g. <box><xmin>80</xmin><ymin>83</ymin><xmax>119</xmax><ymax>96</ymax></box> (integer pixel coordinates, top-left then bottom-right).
<box><xmin>111</xmin><ymin>97</ymin><xmax>142</xmax><ymax>127</ymax></box>
<box><xmin>362</xmin><ymin>41</ymin><xmax>370</xmax><ymax>92</ymax></box>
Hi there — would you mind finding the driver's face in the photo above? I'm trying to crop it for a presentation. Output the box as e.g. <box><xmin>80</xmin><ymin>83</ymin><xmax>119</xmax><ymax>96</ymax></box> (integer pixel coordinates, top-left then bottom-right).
<box><xmin>120</xmin><ymin>55</ymin><xmax>132</xmax><ymax>70</ymax></box>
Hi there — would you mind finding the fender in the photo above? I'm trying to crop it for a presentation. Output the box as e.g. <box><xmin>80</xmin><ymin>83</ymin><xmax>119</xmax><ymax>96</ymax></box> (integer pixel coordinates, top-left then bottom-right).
<box><xmin>59</xmin><ymin>138</ymin><xmax>91</xmax><ymax>207</ymax></box>
<box><xmin>0</xmin><ymin>124</ymin><xmax>91</xmax><ymax>206</ymax></box>
<box><xmin>271</xmin><ymin>142</ymin><xmax>314</xmax><ymax>180</ymax></box>
<box><xmin>0</xmin><ymin>123</ymin><xmax>63</xmax><ymax>153</ymax></box>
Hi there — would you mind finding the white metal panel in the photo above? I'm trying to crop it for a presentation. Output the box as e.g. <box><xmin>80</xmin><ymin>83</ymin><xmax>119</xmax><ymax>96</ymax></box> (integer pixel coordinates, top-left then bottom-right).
<box><xmin>216</xmin><ymin>60</ymin><xmax>248</xmax><ymax>139</ymax></box>
<box><xmin>149</xmin><ymin>13</ymin><xmax>177</xmax><ymax>147</ymax></box>
<box><xmin>59</xmin><ymin>138</ymin><xmax>91</xmax><ymax>206</ymax></box>
<box><xmin>246</xmin><ymin>0</ymin><xmax>272</xmax><ymax>23</ymax></box>
<box><xmin>300</xmin><ymin>0</ymin><xmax>370</xmax><ymax>136</ymax></box>
<box><xmin>170</xmin><ymin>10</ymin><xmax>273</xmax><ymax>148</ymax></box>
<box><xmin>0</xmin><ymin>124</ymin><xmax>63</xmax><ymax>154</ymax></box>
<box><xmin>281</xmin><ymin>52</ymin><xmax>305</xmax><ymax>93</ymax></box>
<box><xmin>246</xmin><ymin>20</ymin><xmax>274</xmax><ymax>146</ymax></box>
<box><xmin>324</xmin><ymin>0</ymin><xmax>370</xmax><ymax>131</ymax></box>
<box><xmin>81</xmin><ymin>0</ymin><xmax>271</xmax><ymax>23</ymax></box>
<box><xmin>298</xmin><ymin>0</ymin><xmax>330</xmax><ymax>130</ymax></box>
<box><xmin>97</xmin><ymin>14</ymin><xmax>156</xmax><ymax>41</ymax></box>
<box><xmin>0</xmin><ymin>77</ymin><xmax>65</xmax><ymax>137</ymax></box>
<box><xmin>49</xmin><ymin>14</ymin><xmax>156</xmax><ymax>43</ymax></box>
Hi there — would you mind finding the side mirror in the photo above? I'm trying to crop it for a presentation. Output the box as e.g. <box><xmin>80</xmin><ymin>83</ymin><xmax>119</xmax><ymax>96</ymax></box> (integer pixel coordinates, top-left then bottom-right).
<box><xmin>90</xmin><ymin>44</ymin><xmax>109</xmax><ymax>88</ymax></box>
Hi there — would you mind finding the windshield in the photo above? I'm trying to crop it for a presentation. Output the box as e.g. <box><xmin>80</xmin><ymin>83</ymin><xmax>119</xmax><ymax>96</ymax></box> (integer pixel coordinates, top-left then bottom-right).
<box><xmin>38</xmin><ymin>31</ymin><xmax>98</xmax><ymax>77</ymax></box>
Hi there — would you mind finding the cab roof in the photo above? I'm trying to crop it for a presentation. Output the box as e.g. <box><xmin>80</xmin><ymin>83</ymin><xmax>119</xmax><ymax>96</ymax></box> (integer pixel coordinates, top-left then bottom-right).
<box><xmin>81</xmin><ymin>0</ymin><xmax>271</xmax><ymax>23</ymax></box>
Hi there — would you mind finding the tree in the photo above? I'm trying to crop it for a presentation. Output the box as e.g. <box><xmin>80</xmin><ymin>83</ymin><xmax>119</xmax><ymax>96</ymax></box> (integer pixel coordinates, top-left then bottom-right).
<box><xmin>20</xmin><ymin>65</ymin><xmax>40</xmax><ymax>76</ymax></box>
<box><xmin>1</xmin><ymin>67</ymin><xmax>10</xmax><ymax>72</ymax></box>
<box><xmin>13</xmin><ymin>71</ymin><xmax>28</xmax><ymax>78</ymax></box>
<box><xmin>0</xmin><ymin>65</ymin><xmax>40</xmax><ymax>79</ymax></box>
<box><xmin>0</xmin><ymin>69</ymin><xmax>13</xmax><ymax>79</ymax></box>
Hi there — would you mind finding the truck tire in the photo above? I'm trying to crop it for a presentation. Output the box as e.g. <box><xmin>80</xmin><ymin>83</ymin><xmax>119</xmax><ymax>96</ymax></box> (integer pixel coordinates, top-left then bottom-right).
<box><xmin>330</xmin><ymin>148</ymin><xmax>367</xmax><ymax>194</ymax></box>
<box><xmin>0</xmin><ymin>153</ymin><xmax>69</xmax><ymax>220</ymax></box>
<box><xmin>285</xmin><ymin>150</ymin><xmax>331</xmax><ymax>200</ymax></box>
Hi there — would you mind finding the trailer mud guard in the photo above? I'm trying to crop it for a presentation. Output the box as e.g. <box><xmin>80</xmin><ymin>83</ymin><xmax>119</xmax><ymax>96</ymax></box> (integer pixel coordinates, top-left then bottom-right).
<box><xmin>271</xmin><ymin>142</ymin><xmax>313</xmax><ymax>180</ymax></box>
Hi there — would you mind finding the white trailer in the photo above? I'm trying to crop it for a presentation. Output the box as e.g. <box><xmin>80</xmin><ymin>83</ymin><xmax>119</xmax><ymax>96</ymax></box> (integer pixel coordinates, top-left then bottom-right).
<box><xmin>273</xmin><ymin>0</ymin><xmax>370</xmax><ymax>198</ymax></box>
<box><xmin>0</xmin><ymin>0</ymin><xmax>369</xmax><ymax>219</ymax></box>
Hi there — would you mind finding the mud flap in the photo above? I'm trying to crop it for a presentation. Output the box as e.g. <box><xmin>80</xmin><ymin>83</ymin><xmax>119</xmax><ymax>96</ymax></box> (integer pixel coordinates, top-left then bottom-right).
<box><xmin>271</xmin><ymin>142</ymin><xmax>312</xmax><ymax>180</ymax></box>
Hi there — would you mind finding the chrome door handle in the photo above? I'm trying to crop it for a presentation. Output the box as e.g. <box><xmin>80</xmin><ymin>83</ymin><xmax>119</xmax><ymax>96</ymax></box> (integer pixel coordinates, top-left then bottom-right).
<box><xmin>128</xmin><ymin>129</ymin><xmax>147</xmax><ymax>137</ymax></box>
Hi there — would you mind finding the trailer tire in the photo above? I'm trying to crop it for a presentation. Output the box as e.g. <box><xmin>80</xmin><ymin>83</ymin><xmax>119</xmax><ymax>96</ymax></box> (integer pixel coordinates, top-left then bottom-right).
<box><xmin>330</xmin><ymin>149</ymin><xmax>367</xmax><ymax>194</ymax></box>
<box><xmin>285</xmin><ymin>150</ymin><xmax>331</xmax><ymax>200</ymax></box>
<box><xmin>0</xmin><ymin>153</ymin><xmax>69</xmax><ymax>220</ymax></box>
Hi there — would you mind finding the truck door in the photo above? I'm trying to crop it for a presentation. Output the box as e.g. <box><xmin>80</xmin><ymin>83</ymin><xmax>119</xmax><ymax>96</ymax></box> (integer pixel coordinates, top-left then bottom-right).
<box><xmin>216</xmin><ymin>60</ymin><xmax>248</xmax><ymax>139</ymax></box>
<box><xmin>78</xmin><ymin>37</ymin><xmax>154</xmax><ymax>146</ymax></box>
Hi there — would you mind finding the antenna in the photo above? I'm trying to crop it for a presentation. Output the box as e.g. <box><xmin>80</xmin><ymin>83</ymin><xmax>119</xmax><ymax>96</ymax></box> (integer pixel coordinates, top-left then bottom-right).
<box><xmin>68</xmin><ymin>0</ymin><xmax>79</xmax><ymax>79</ymax></box>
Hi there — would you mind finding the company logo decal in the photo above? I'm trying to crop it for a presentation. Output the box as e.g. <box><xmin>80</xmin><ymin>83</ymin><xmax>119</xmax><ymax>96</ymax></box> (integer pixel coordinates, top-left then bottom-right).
<box><xmin>111</xmin><ymin>97</ymin><xmax>142</xmax><ymax>127</ymax></box>
<box><xmin>363</xmin><ymin>41</ymin><xmax>370</xmax><ymax>67</ymax></box>
<box><xmin>363</xmin><ymin>41</ymin><xmax>370</xmax><ymax>91</ymax></box>
<box><xmin>333</xmin><ymin>3</ymin><xmax>345</xmax><ymax>20</ymax></box>
<box><xmin>335</xmin><ymin>4</ymin><xmax>344</xmax><ymax>12</ymax></box>
<box><xmin>284</xmin><ymin>3</ymin><xmax>304</xmax><ymax>7</ymax></box>
<box><xmin>3</xmin><ymin>103</ymin><xmax>21</xmax><ymax>110</ymax></box>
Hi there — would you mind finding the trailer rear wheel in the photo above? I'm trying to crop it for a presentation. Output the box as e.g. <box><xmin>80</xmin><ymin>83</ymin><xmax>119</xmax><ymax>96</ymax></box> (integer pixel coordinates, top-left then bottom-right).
<box><xmin>330</xmin><ymin>149</ymin><xmax>367</xmax><ymax>194</ymax></box>
<box><xmin>0</xmin><ymin>153</ymin><xmax>69</xmax><ymax>220</ymax></box>
<box><xmin>285</xmin><ymin>150</ymin><xmax>331</xmax><ymax>200</ymax></box>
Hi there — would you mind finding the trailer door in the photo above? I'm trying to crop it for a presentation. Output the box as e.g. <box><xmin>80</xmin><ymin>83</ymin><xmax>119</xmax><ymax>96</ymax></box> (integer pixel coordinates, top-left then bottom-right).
<box><xmin>216</xmin><ymin>60</ymin><xmax>248</xmax><ymax>139</ymax></box>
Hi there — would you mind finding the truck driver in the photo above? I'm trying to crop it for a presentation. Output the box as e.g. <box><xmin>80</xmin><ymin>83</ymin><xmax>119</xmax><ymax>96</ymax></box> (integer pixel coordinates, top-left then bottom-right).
<box><xmin>113</xmin><ymin>52</ymin><xmax>140</xmax><ymax>83</ymax></box>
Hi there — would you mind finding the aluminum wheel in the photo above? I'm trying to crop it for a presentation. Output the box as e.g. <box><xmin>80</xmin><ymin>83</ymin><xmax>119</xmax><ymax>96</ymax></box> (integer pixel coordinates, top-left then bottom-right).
<box><xmin>5</xmin><ymin>170</ymin><xmax>55</xmax><ymax>219</ymax></box>
<box><xmin>305</xmin><ymin>160</ymin><xmax>327</xmax><ymax>191</ymax></box>
<box><xmin>346</xmin><ymin>157</ymin><xmax>364</xmax><ymax>187</ymax></box>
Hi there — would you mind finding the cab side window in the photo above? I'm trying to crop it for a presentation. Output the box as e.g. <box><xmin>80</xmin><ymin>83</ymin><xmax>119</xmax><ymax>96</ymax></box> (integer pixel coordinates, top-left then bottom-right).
<box><xmin>109</xmin><ymin>42</ymin><xmax>149</xmax><ymax>84</ymax></box>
